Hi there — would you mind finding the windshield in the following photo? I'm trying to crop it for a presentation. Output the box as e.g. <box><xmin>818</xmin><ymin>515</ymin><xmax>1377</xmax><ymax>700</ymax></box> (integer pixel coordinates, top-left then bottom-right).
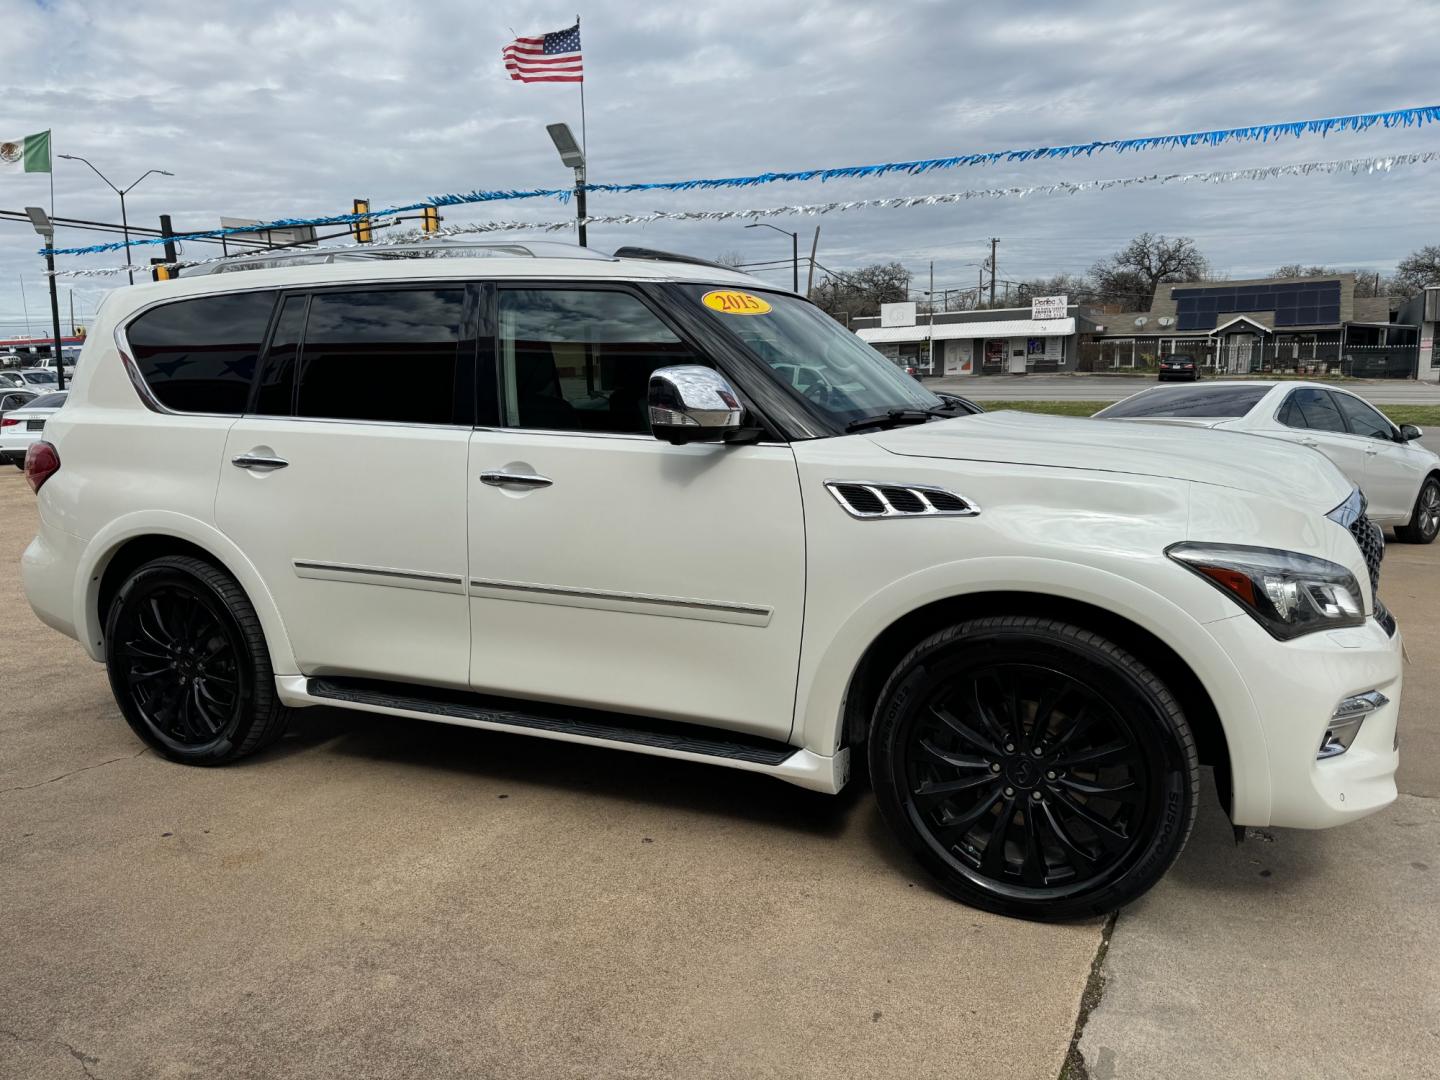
<box><xmin>22</xmin><ymin>370</ymin><xmax>58</xmax><ymax>385</ymax></box>
<box><xmin>682</xmin><ymin>285</ymin><xmax>943</xmax><ymax>425</ymax></box>
<box><xmin>1095</xmin><ymin>384</ymin><xmax>1270</xmax><ymax>419</ymax></box>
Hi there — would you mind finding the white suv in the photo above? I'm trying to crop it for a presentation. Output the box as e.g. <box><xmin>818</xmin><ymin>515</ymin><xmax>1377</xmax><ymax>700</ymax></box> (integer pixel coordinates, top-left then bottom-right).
<box><xmin>21</xmin><ymin>243</ymin><xmax>1402</xmax><ymax>920</ymax></box>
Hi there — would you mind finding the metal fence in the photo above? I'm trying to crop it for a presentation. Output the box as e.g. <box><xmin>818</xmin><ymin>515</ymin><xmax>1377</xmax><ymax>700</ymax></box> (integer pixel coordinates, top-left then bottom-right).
<box><xmin>1077</xmin><ymin>337</ymin><xmax>1422</xmax><ymax>379</ymax></box>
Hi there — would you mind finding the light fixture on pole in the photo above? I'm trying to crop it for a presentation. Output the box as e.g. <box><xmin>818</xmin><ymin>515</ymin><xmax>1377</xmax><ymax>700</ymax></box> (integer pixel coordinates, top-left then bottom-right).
<box><xmin>24</xmin><ymin>206</ymin><xmax>66</xmax><ymax>392</ymax></box>
<box><xmin>546</xmin><ymin>123</ymin><xmax>587</xmax><ymax>247</ymax></box>
<box><xmin>57</xmin><ymin>154</ymin><xmax>174</xmax><ymax>285</ymax></box>
<box><xmin>744</xmin><ymin>222</ymin><xmax>799</xmax><ymax>292</ymax></box>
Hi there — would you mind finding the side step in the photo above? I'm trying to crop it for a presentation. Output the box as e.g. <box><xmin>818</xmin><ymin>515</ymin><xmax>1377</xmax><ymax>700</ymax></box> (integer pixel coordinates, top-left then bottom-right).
<box><xmin>292</xmin><ymin>675</ymin><xmax>846</xmax><ymax>792</ymax></box>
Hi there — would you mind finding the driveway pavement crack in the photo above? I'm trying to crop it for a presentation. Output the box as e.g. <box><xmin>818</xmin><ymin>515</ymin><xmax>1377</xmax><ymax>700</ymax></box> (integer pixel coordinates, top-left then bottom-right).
<box><xmin>1058</xmin><ymin>912</ymin><xmax>1117</xmax><ymax>1080</ymax></box>
<box><xmin>0</xmin><ymin>747</ymin><xmax>149</xmax><ymax>796</ymax></box>
<box><xmin>1</xmin><ymin>1028</ymin><xmax>101</xmax><ymax>1077</ymax></box>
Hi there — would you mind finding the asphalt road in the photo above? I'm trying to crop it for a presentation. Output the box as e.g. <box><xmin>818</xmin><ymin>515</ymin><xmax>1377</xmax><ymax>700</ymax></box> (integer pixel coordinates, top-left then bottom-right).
<box><xmin>1</xmin><ymin>465</ymin><xmax>1436</xmax><ymax>1080</ymax></box>
<box><xmin>931</xmin><ymin>374</ymin><xmax>1440</xmax><ymax>405</ymax></box>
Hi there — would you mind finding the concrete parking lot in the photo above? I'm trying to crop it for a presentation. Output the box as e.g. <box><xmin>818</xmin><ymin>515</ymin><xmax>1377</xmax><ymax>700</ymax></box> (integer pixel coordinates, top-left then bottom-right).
<box><xmin>1</xmin><ymin>465</ymin><xmax>1436</xmax><ymax>1080</ymax></box>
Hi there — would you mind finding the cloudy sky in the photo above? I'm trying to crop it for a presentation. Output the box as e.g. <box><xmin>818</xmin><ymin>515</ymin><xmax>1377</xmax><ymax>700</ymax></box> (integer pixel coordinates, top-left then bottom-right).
<box><xmin>4</xmin><ymin>0</ymin><xmax>1440</xmax><ymax>334</ymax></box>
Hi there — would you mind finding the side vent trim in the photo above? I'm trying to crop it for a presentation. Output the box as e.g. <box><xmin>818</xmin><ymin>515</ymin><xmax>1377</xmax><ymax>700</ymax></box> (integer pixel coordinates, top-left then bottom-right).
<box><xmin>825</xmin><ymin>480</ymin><xmax>980</xmax><ymax>520</ymax></box>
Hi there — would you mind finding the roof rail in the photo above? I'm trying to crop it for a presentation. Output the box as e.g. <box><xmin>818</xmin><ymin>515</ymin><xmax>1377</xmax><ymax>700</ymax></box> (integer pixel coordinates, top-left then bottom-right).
<box><xmin>190</xmin><ymin>239</ymin><xmax>617</xmax><ymax>276</ymax></box>
<box><xmin>611</xmin><ymin>246</ymin><xmax>740</xmax><ymax>272</ymax></box>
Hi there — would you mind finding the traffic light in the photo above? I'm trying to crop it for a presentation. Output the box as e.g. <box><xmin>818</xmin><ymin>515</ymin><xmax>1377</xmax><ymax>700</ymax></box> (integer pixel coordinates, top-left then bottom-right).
<box><xmin>150</xmin><ymin>258</ymin><xmax>176</xmax><ymax>281</ymax></box>
<box><xmin>421</xmin><ymin>206</ymin><xmax>440</xmax><ymax>234</ymax></box>
<box><xmin>352</xmin><ymin>198</ymin><xmax>372</xmax><ymax>243</ymax></box>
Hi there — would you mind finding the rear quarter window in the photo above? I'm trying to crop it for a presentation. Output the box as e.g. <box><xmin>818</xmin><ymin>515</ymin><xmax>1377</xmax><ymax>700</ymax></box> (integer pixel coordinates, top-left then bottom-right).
<box><xmin>125</xmin><ymin>291</ymin><xmax>278</xmax><ymax>414</ymax></box>
<box><xmin>1096</xmin><ymin>384</ymin><xmax>1270</xmax><ymax>419</ymax></box>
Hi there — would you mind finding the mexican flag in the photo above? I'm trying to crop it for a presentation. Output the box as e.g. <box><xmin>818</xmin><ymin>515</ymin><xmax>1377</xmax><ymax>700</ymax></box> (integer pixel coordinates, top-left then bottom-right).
<box><xmin>0</xmin><ymin>131</ymin><xmax>51</xmax><ymax>174</ymax></box>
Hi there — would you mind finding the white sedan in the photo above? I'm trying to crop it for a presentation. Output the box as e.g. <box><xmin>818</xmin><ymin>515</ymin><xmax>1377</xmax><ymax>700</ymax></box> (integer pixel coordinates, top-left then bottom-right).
<box><xmin>1096</xmin><ymin>381</ymin><xmax>1440</xmax><ymax>543</ymax></box>
<box><xmin>0</xmin><ymin>391</ymin><xmax>68</xmax><ymax>470</ymax></box>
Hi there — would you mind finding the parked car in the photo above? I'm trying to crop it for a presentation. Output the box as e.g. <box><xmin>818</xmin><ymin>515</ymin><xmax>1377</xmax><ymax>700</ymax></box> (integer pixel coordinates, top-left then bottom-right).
<box><xmin>1095</xmin><ymin>382</ymin><xmax>1439</xmax><ymax>543</ymax></box>
<box><xmin>0</xmin><ymin>391</ymin><xmax>67</xmax><ymax>469</ymax></box>
<box><xmin>22</xmin><ymin>244</ymin><xmax>1401</xmax><ymax>921</ymax></box>
<box><xmin>0</xmin><ymin>388</ymin><xmax>39</xmax><ymax>423</ymax></box>
<box><xmin>0</xmin><ymin>368</ymin><xmax>60</xmax><ymax>392</ymax></box>
<box><xmin>1157</xmin><ymin>354</ymin><xmax>1199</xmax><ymax>381</ymax></box>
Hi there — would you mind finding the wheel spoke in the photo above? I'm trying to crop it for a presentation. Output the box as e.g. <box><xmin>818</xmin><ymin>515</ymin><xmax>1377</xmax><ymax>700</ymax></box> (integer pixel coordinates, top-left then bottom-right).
<box><xmin>1020</xmin><ymin>805</ymin><xmax>1049</xmax><ymax>885</ymax></box>
<box><xmin>970</xmin><ymin>679</ymin><xmax>1013</xmax><ymax>746</ymax></box>
<box><xmin>918</xmin><ymin>737</ymin><xmax>990</xmax><ymax>771</ymax></box>
<box><xmin>930</xmin><ymin>704</ymin><xmax>1001</xmax><ymax>758</ymax></box>
<box><xmin>119</xmin><ymin>640</ymin><xmax>170</xmax><ymax>663</ymax></box>
<box><xmin>914</xmin><ymin>773</ymin><xmax>1000</xmax><ymax>799</ymax></box>
<box><xmin>980</xmin><ymin>793</ymin><xmax>1020</xmax><ymax>876</ymax></box>
<box><xmin>190</xmin><ymin>682</ymin><xmax>221</xmax><ymax>734</ymax></box>
<box><xmin>1039</xmin><ymin>798</ymin><xmax>1100</xmax><ymax>866</ymax></box>
<box><xmin>1053</xmin><ymin>738</ymin><xmax>1132</xmax><ymax>770</ymax></box>
<box><xmin>1047</xmin><ymin>788</ymin><xmax>1131</xmax><ymax>851</ymax></box>
<box><xmin>934</xmin><ymin>786</ymin><xmax>1005</xmax><ymax>835</ymax></box>
<box><xmin>148</xmin><ymin>597</ymin><xmax>177</xmax><ymax>643</ymax></box>
<box><xmin>1057</xmin><ymin>776</ymin><xmax>1140</xmax><ymax>804</ymax></box>
<box><xmin>1047</xmin><ymin>706</ymin><xmax>1095</xmax><ymax>755</ymax></box>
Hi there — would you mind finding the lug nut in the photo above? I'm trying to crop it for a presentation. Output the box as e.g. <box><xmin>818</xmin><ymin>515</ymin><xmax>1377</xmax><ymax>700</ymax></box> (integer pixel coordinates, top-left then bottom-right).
<box><xmin>1003</xmin><ymin>786</ymin><xmax>1015</xmax><ymax>797</ymax></box>
<box><xmin>989</xmin><ymin>762</ymin><xmax>1002</xmax><ymax>773</ymax></box>
<box><xmin>1004</xmin><ymin>743</ymin><xmax>1016</xmax><ymax>753</ymax></box>
<box><xmin>1045</xmin><ymin>770</ymin><xmax>1057</xmax><ymax>781</ymax></box>
<box><xmin>1032</xmin><ymin>747</ymin><xmax>1044</xmax><ymax>757</ymax></box>
<box><xmin>1031</xmin><ymin>791</ymin><xmax>1043</xmax><ymax>801</ymax></box>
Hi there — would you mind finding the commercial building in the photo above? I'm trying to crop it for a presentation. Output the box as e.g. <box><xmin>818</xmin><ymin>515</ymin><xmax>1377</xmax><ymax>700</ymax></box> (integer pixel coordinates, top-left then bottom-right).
<box><xmin>1395</xmin><ymin>286</ymin><xmax>1440</xmax><ymax>382</ymax></box>
<box><xmin>852</xmin><ymin>301</ymin><xmax>1099</xmax><ymax>376</ymax></box>
<box><xmin>1085</xmin><ymin>273</ymin><xmax>1421</xmax><ymax>378</ymax></box>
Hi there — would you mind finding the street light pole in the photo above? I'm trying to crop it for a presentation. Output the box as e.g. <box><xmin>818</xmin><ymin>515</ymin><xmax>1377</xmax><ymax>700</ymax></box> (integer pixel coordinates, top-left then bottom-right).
<box><xmin>58</xmin><ymin>155</ymin><xmax>174</xmax><ymax>285</ymax></box>
<box><xmin>546</xmin><ymin>124</ymin><xmax>588</xmax><ymax>247</ymax></box>
<box><xmin>24</xmin><ymin>207</ymin><xmax>66</xmax><ymax>392</ymax></box>
<box><xmin>744</xmin><ymin>222</ymin><xmax>799</xmax><ymax>291</ymax></box>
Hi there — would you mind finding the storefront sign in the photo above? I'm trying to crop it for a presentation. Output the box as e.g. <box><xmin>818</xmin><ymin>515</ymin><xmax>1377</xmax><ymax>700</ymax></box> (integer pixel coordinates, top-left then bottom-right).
<box><xmin>1031</xmin><ymin>295</ymin><xmax>1068</xmax><ymax>320</ymax></box>
<box><xmin>881</xmin><ymin>302</ymin><xmax>917</xmax><ymax>327</ymax></box>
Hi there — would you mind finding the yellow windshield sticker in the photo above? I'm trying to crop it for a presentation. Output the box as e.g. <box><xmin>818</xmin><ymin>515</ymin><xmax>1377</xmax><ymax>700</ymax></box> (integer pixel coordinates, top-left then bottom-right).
<box><xmin>702</xmin><ymin>290</ymin><xmax>773</xmax><ymax>315</ymax></box>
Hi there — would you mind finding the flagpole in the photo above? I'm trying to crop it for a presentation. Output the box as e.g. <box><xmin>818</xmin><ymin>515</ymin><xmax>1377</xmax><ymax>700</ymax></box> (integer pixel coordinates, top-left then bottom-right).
<box><xmin>576</xmin><ymin>13</ymin><xmax>587</xmax><ymax>160</ymax></box>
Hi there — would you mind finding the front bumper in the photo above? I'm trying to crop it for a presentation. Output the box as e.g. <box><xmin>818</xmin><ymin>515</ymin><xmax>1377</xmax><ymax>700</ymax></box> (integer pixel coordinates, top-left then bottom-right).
<box><xmin>1208</xmin><ymin>611</ymin><xmax>1402</xmax><ymax>829</ymax></box>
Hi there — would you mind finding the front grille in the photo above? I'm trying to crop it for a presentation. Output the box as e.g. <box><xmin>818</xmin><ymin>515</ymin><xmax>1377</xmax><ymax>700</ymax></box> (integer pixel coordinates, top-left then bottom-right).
<box><xmin>1348</xmin><ymin>512</ymin><xmax>1384</xmax><ymax>596</ymax></box>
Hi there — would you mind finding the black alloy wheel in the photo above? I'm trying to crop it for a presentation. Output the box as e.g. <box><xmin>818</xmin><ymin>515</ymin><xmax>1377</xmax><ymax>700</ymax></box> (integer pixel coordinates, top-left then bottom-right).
<box><xmin>1395</xmin><ymin>476</ymin><xmax>1440</xmax><ymax>545</ymax></box>
<box><xmin>105</xmin><ymin>555</ymin><xmax>291</xmax><ymax>763</ymax></box>
<box><xmin>869</xmin><ymin>616</ymin><xmax>1199</xmax><ymax>921</ymax></box>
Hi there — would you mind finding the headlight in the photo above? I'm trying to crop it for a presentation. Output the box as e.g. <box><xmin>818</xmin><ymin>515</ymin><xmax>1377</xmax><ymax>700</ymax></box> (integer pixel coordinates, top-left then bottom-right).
<box><xmin>1167</xmin><ymin>542</ymin><xmax>1365</xmax><ymax>640</ymax></box>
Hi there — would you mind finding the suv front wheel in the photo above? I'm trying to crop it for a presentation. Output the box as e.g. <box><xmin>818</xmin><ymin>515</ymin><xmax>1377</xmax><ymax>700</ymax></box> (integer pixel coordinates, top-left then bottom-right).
<box><xmin>104</xmin><ymin>555</ymin><xmax>292</xmax><ymax>764</ymax></box>
<box><xmin>869</xmin><ymin>615</ymin><xmax>1199</xmax><ymax>921</ymax></box>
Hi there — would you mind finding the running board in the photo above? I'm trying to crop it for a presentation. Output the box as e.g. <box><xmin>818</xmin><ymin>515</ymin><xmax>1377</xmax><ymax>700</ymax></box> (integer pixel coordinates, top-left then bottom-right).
<box><xmin>280</xmin><ymin>675</ymin><xmax>847</xmax><ymax>793</ymax></box>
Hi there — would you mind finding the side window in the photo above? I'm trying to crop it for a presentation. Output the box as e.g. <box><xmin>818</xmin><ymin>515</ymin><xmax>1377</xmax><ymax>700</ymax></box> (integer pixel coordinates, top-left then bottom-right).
<box><xmin>1280</xmin><ymin>388</ymin><xmax>1347</xmax><ymax>434</ymax></box>
<box><xmin>125</xmin><ymin>291</ymin><xmax>277</xmax><ymax>414</ymax></box>
<box><xmin>497</xmin><ymin>288</ymin><xmax>702</xmax><ymax>434</ymax></box>
<box><xmin>294</xmin><ymin>289</ymin><xmax>466</xmax><ymax>425</ymax></box>
<box><xmin>1333</xmin><ymin>393</ymin><xmax>1395</xmax><ymax>440</ymax></box>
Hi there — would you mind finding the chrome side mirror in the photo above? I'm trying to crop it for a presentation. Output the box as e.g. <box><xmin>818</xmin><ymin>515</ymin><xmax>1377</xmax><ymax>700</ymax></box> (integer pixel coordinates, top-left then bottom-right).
<box><xmin>648</xmin><ymin>365</ymin><xmax>745</xmax><ymax>444</ymax></box>
<box><xmin>1399</xmin><ymin>423</ymin><xmax>1424</xmax><ymax>442</ymax></box>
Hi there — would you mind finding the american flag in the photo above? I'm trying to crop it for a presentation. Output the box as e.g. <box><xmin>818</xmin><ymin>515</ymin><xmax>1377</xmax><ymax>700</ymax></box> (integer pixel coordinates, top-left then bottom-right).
<box><xmin>503</xmin><ymin>23</ymin><xmax>583</xmax><ymax>83</ymax></box>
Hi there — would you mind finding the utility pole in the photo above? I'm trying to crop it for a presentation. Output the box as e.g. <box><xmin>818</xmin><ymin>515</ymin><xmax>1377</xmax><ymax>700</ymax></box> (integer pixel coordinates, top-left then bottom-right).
<box><xmin>928</xmin><ymin>261</ymin><xmax>935</xmax><ymax>375</ymax></box>
<box><xmin>68</xmin><ymin>292</ymin><xmax>75</xmax><ymax>335</ymax></box>
<box><xmin>806</xmin><ymin>226</ymin><xmax>820</xmax><ymax>296</ymax></box>
<box><xmin>988</xmin><ymin>238</ymin><xmax>999</xmax><ymax>308</ymax></box>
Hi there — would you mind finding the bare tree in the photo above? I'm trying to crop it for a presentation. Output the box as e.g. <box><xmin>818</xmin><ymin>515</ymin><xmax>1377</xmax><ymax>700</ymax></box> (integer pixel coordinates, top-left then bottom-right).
<box><xmin>1271</xmin><ymin>264</ymin><xmax>1391</xmax><ymax>297</ymax></box>
<box><xmin>1090</xmin><ymin>234</ymin><xmax>1208</xmax><ymax>307</ymax></box>
<box><xmin>712</xmin><ymin>250</ymin><xmax>747</xmax><ymax>270</ymax></box>
<box><xmin>811</xmin><ymin>261</ymin><xmax>912</xmax><ymax>322</ymax></box>
<box><xmin>1392</xmin><ymin>246</ymin><xmax>1440</xmax><ymax>295</ymax></box>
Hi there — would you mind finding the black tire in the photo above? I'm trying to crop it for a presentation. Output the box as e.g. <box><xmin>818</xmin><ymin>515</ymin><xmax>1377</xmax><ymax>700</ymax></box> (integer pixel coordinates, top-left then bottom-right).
<box><xmin>104</xmin><ymin>555</ymin><xmax>292</xmax><ymax>764</ymax></box>
<box><xmin>868</xmin><ymin>615</ymin><xmax>1199</xmax><ymax>921</ymax></box>
<box><xmin>1394</xmin><ymin>475</ymin><xmax>1440</xmax><ymax>545</ymax></box>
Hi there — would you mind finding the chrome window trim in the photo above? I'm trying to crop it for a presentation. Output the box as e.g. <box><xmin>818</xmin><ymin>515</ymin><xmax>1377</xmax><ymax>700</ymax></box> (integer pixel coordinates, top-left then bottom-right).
<box><xmin>469</xmin><ymin>577</ymin><xmax>773</xmax><ymax>627</ymax></box>
<box><xmin>824</xmin><ymin>480</ymin><xmax>981</xmax><ymax>520</ymax></box>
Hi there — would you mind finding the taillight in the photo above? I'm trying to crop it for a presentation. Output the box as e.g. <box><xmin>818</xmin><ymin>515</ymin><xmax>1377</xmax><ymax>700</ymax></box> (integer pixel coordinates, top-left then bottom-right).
<box><xmin>25</xmin><ymin>440</ymin><xmax>59</xmax><ymax>494</ymax></box>
<box><xmin>0</xmin><ymin>417</ymin><xmax>19</xmax><ymax>427</ymax></box>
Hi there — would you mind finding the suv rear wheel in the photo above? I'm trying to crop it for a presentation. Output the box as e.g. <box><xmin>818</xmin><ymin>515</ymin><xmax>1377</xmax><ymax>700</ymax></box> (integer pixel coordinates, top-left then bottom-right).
<box><xmin>868</xmin><ymin>615</ymin><xmax>1199</xmax><ymax>921</ymax></box>
<box><xmin>104</xmin><ymin>555</ymin><xmax>292</xmax><ymax>763</ymax></box>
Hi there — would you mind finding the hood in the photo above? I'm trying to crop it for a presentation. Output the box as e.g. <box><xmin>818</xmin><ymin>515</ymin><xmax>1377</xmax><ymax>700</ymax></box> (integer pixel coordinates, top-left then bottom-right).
<box><xmin>868</xmin><ymin>411</ymin><xmax>1352</xmax><ymax>511</ymax></box>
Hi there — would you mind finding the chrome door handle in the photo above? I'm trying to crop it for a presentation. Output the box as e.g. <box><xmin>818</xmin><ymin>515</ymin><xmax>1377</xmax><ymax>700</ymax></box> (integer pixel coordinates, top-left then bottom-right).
<box><xmin>232</xmin><ymin>454</ymin><xmax>289</xmax><ymax>471</ymax></box>
<box><xmin>480</xmin><ymin>471</ymin><xmax>552</xmax><ymax>489</ymax></box>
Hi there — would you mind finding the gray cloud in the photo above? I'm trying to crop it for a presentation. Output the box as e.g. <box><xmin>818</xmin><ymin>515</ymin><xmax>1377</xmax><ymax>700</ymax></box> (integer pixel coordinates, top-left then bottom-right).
<box><xmin>4</xmin><ymin>0</ymin><xmax>1440</xmax><ymax>332</ymax></box>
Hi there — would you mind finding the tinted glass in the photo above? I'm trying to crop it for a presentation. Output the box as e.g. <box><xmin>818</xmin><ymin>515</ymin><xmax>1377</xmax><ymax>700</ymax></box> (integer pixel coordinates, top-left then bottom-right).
<box><xmin>497</xmin><ymin>288</ymin><xmax>700</xmax><ymax>433</ymax></box>
<box><xmin>26</xmin><ymin>392</ymin><xmax>68</xmax><ymax>409</ymax></box>
<box><xmin>681</xmin><ymin>285</ymin><xmax>943</xmax><ymax>425</ymax></box>
<box><xmin>126</xmin><ymin>292</ymin><xmax>277</xmax><ymax>413</ymax></box>
<box><xmin>1333</xmin><ymin>392</ymin><xmax>1394</xmax><ymax>440</ymax></box>
<box><xmin>1280</xmin><ymin>388</ymin><xmax>1347</xmax><ymax>433</ymax></box>
<box><xmin>1096</xmin><ymin>384</ymin><xmax>1269</xmax><ymax>419</ymax></box>
<box><xmin>0</xmin><ymin>392</ymin><xmax>33</xmax><ymax>410</ymax></box>
<box><xmin>21</xmin><ymin>370</ymin><xmax>57</xmax><ymax>385</ymax></box>
<box><xmin>254</xmin><ymin>295</ymin><xmax>307</xmax><ymax>416</ymax></box>
<box><xmin>296</xmin><ymin>289</ymin><xmax>465</xmax><ymax>424</ymax></box>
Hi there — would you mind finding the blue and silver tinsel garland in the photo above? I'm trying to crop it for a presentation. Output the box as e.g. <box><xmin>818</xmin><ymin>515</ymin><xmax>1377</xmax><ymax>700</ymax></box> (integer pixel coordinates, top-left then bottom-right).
<box><xmin>40</xmin><ymin>105</ymin><xmax>1440</xmax><ymax>258</ymax></box>
<box><xmin>46</xmin><ymin>150</ymin><xmax>1440</xmax><ymax>278</ymax></box>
